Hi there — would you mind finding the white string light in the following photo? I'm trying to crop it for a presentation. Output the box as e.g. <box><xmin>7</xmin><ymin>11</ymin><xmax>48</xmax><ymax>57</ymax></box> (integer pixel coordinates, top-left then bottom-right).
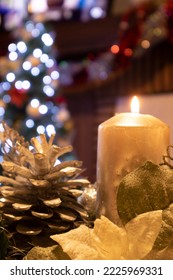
<box><xmin>9</xmin><ymin>51</ymin><xmax>18</xmax><ymax>61</ymax></box>
<box><xmin>37</xmin><ymin>125</ymin><xmax>46</xmax><ymax>134</ymax></box>
<box><xmin>30</xmin><ymin>98</ymin><xmax>40</xmax><ymax>108</ymax></box>
<box><xmin>46</xmin><ymin>124</ymin><xmax>56</xmax><ymax>136</ymax></box>
<box><xmin>31</xmin><ymin>67</ymin><xmax>40</xmax><ymax>76</ymax></box>
<box><xmin>26</xmin><ymin>119</ymin><xmax>35</xmax><ymax>128</ymax></box>
<box><xmin>23</xmin><ymin>61</ymin><xmax>32</xmax><ymax>70</ymax></box>
<box><xmin>39</xmin><ymin>104</ymin><xmax>48</xmax><ymax>114</ymax></box>
<box><xmin>6</xmin><ymin>72</ymin><xmax>15</xmax><ymax>82</ymax></box>
<box><xmin>41</xmin><ymin>33</ymin><xmax>54</xmax><ymax>46</ymax></box>
<box><xmin>8</xmin><ymin>43</ymin><xmax>17</xmax><ymax>52</ymax></box>
<box><xmin>43</xmin><ymin>85</ymin><xmax>55</xmax><ymax>97</ymax></box>
<box><xmin>33</xmin><ymin>48</ymin><xmax>42</xmax><ymax>58</ymax></box>
<box><xmin>17</xmin><ymin>41</ymin><xmax>27</xmax><ymax>53</ymax></box>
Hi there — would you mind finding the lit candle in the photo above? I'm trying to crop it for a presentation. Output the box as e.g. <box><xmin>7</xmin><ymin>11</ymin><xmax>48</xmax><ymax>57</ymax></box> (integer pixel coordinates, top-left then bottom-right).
<box><xmin>96</xmin><ymin>96</ymin><xmax>170</xmax><ymax>225</ymax></box>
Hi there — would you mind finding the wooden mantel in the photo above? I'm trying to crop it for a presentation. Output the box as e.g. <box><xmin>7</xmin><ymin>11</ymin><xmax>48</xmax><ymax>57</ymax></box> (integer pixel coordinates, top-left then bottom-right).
<box><xmin>0</xmin><ymin>16</ymin><xmax>119</xmax><ymax>58</ymax></box>
<box><xmin>51</xmin><ymin>16</ymin><xmax>119</xmax><ymax>59</ymax></box>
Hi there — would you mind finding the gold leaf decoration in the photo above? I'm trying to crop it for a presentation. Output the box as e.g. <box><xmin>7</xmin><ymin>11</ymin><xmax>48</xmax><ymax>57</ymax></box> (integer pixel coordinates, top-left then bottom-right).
<box><xmin>51</xmin><ymin>212</ymin><xmax>162</xmax><ymax>260</ymax></box>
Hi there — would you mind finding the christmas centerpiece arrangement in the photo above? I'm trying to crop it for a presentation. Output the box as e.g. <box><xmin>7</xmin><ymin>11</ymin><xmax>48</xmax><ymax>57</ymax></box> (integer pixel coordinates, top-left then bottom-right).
<box><xmin>1</xmin><ymin>1</ymin><xmax>173</xmax><ymax>262</ymax></box>
<box><xmin>0</xmin><ymin>121</ymin><xmax>173</xmax><ymax>260</ymax></box>
<box><xmin>51</xmin><ymin>111</ymin><xmax>173</xmax><ymax>260</ymax></box>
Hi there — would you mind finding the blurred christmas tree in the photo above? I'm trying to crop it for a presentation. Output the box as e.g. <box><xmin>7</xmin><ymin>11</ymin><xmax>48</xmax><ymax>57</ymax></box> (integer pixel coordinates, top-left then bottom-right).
<box><xmin>0</xmin><ymin>17</ymin><xmax>75</xmax><ymax>160</ymax></box>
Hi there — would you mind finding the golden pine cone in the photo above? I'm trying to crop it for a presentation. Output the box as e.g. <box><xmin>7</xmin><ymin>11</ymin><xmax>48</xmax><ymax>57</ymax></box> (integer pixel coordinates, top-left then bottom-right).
<box><xmin>0</xmin><ymin>122</ymin><xmax>90</xmax><ymax>239</ymax></box>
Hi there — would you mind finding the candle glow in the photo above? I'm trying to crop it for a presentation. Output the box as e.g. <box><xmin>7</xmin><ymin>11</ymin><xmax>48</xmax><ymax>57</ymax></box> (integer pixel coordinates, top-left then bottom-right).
<box><xmin>96</xmin><ymin>97</ymin><xmax>170</xmax><ymax>225</ymax></box>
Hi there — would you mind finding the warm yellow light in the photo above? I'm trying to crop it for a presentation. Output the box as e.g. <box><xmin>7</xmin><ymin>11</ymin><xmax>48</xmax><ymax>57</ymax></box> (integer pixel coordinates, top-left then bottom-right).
<box><xmin>111</xmin><ymin>44</ymin><xmax>120</xmax><ymax>54</ymax></box>
<box><xmin>141</xmin><ymin>40</ymin><xmax>150</xmax><ymax>49</ymax></box>
<box><xmin>124</xmin><ymin>48</ymin><xmax>133</xmax><ymax>56</ymax></box>
<box><xmin>131</xmin><ymin>96</ymin><xmax>140</xmax><ymax>113</ymax></box>
<box><xmin>28</xmin><ymin>0</ymin><xmax>48</xmax><ymax>13</ymax></box>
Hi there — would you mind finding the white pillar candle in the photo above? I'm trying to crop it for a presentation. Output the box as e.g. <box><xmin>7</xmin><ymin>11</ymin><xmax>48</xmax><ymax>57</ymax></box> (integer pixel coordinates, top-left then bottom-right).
<box><xmin>96</xmin><ymin>97</ymin><xmax>170</xmax><ymax>225</ymax></box>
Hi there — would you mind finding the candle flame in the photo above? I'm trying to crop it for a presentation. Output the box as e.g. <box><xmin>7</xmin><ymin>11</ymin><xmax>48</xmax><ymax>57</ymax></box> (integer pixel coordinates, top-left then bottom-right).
<box><xmin>131</xmin><ymin>96</ymin><xmax>140</xmax><ymax>113</ymax></box>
